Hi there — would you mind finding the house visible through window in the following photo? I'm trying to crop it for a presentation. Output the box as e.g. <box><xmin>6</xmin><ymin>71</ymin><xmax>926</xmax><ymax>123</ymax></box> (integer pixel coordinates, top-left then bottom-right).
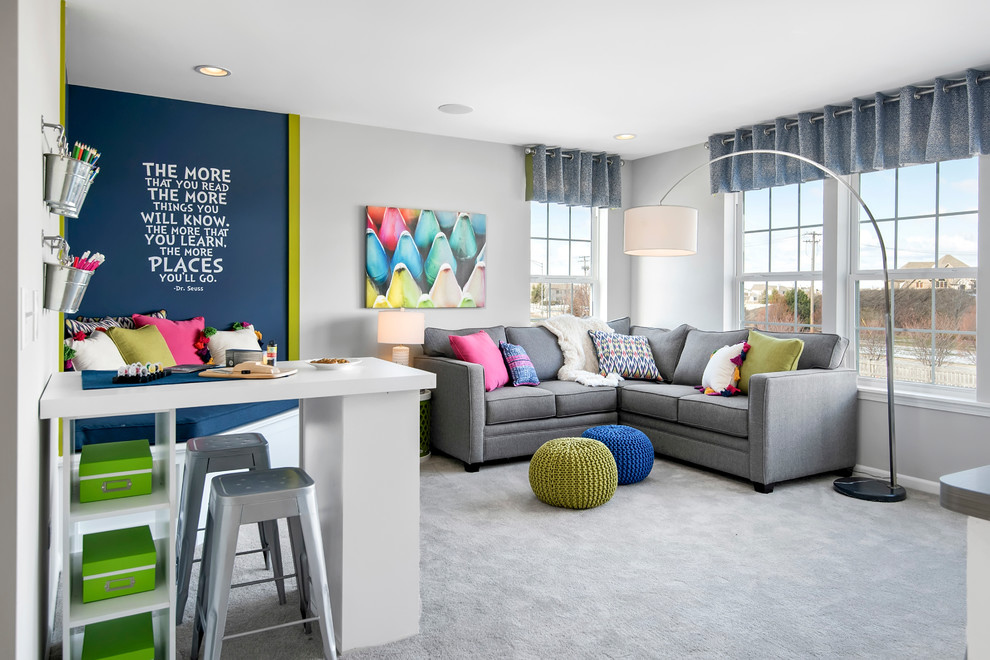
<box><xmin>855</xmin><ymin>157</ymin><xmax>978</xmax><ymax>389</ymax></box>
<box><xmin>530</xmin><ymin>203</ymin><xmax>597</xmax><ymax>322</ymax></box>
<box><xmin>739</xmin><ymin>180</ymin><xmax>824</xmax><ymax>333</ymax></box>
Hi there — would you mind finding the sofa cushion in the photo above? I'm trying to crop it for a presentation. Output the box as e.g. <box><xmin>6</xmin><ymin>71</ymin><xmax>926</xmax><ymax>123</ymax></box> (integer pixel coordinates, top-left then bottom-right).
<box><xmin>485</xmin><ymin>387</ymin><xmax>556</xmax><ymax>424</ymax></box>
<box><xmin>618</xmin><ymin>382</ymin><xmax>700</xmax><ymax>422</ymax></box>
<box><xmin>588</xmin><ymin>331</ymin><xmax>661</xmax><ymax>380</ymax></box>
<box><xmin>607</xmin><ymin>316</ymin><xmax>631</xmax><ymax>335</ymax></box>
<box><xmin>424</xmin><ymin>325</ymin><xmax>507</xmax><ymax>358</ymax></box>
<box><xmin>738</xmin><ymin>330</ymin><xmax>803</xmax><ymax>394</ymax></box>
<box><xmin>671</xmin><ymin>329</ymin><xmax>750</xmax><ymax>385</ymax></box>
<box><xmin>504</xmin><ymin>326</ymin><xmax>563</xmax><ymax>381</ymax></box>
<box><xmin>498</xmin><ymin>341</ymin><xmax>540</xmax><ymax>386</ymax></box>
<box><xmin>537</xmin><ymin>380</ymin><xmax>617</xmax><ymax>417</ymax></box>
<box><xmin>761</xmin><ymin>330</ymin><xmax>848</xmax><ymax>370</ymax></box>
<box><xmin>700</xmin><ymin>341</ymin><xmax>749</xmax><ymax>396</ymax></box>
<box><xmin>677</xmin><ymin>394</ymin><xmax>749</xmax><ymax>437</ymax></box>
<box><xmin>449</xmin><ymin>331</ymin><xmax>510</xmax><ymax>392</ymax></box>
<box><xmin>631</xmin><ymin>324</ymin><xmax>694</xmax><ymax>383</ymax></box>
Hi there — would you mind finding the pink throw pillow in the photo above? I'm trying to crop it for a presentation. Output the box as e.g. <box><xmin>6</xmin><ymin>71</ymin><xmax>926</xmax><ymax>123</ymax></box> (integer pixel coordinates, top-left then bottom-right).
<box><xmin>449</xmin><ymin>331</ymin><xmax>509</xmax><ymax>392</ymax></box>
<box><xmin>132</xmin><ymin>314</ymin><xmax>205</xmax><ymax>365</ymax></box>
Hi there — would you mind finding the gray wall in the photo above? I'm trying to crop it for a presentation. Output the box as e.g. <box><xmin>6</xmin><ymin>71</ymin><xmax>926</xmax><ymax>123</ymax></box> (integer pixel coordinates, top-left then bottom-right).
<box><xmin>4</xmin><ymin>0</ymin><xmax>62</xmax><ymax>657</ymax></box>
<box><xmin>626</xmin><ymin>143</ymin><xmax>730</xmax><ymax>330</ymax></box>
<box><xmin>298</xmin><ymin>118</ymin><xmax>632</xmax><ymax>360</ymax></box>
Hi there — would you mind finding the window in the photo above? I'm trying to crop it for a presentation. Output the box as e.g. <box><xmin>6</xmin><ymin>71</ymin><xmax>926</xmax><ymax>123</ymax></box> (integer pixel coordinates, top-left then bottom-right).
<box><xmin>738</xmin><ymin>180</ymin><xmax>824</xmax><ymax>333</ymax></box>
<box><xmin>530</xmin><ymin>203</ymin><xmax>598</xmax><ymax>322</ymax></box>
<box><xmin>854</xmin><ymin>157</ymin><xmax>978</xmax><ymax>389</ymax></box>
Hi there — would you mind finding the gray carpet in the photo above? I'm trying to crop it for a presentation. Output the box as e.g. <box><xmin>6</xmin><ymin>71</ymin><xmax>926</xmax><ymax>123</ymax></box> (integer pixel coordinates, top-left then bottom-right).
<box><xmin>169</xmin><ymin>455</ymin><xmax>966</xmax><ymax>659</ymax></box>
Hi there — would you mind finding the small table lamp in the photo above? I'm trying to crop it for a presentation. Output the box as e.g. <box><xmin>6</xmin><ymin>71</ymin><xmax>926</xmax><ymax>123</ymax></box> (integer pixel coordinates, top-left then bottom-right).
<box><xmin>377</xmin><ymin>310</ymin><xmax>426</xmax><ymax>366</ymax></box>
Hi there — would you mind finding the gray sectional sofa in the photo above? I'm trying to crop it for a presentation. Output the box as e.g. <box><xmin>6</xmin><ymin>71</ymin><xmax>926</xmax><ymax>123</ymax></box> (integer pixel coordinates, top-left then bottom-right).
<box><xmin>414</xmin><ymin>318</ymin><xmax>858</xmax><ymax>493</ymax></box>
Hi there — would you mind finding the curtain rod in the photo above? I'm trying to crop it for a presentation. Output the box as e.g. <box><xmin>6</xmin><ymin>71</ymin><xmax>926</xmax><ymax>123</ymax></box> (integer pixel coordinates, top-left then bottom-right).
<box><xmin>524</xmin><ymin>146</ymin><xmax>624</xmax><ymax>166</ymax></box>
<box><xmin>721</xmin><ymin>72</ymin><xmax>989</xmax><ymax>144</ymax></box>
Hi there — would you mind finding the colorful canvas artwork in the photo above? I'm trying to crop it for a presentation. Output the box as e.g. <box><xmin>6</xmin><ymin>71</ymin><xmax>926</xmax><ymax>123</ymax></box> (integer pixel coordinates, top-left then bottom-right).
<box><xmin>365</xmin><ymin>206</ymin><xmax>486</xmax><ymax>308</ymax></box>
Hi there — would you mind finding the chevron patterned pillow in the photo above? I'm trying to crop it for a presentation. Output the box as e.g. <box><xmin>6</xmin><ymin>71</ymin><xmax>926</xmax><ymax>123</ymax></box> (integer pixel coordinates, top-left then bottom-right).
<box><xmin>588</xmin><ymin>330</ymin><xmax>661</xmax><ymax>381</ymax></box>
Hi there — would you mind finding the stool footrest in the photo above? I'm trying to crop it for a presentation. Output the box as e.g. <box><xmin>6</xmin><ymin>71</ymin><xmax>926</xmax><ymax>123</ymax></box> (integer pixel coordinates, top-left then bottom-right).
<box><xmin>231</xmin><ymin>574</ymin><xmax>296</xmax><ymax>590</ymax></box>
<box><xmin>192</xmin><ymin>547</ymin><xmax>268</xmax><ymax>564</ymax></box>
<box><xmin>221</xmin><ymin>616</ymin><xmax>321</xmax><ymax>641</ymax></box>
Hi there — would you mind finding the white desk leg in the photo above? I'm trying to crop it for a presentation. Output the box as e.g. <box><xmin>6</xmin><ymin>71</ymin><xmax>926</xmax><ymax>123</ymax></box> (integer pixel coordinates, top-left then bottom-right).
<box><xmin>970</xmin><ymin>517</ymin><xmax>990</xmax><ymax>658</ymax></box>
<box><xmin>299</xmin><ymin>390</ymin><xmax>420</xmax><ymax>653</ymax></box>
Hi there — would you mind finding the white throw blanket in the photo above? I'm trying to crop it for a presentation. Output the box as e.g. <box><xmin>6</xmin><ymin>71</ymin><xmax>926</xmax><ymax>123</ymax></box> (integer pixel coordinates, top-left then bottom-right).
<box><xmin>538</xmin><ymin>315</ymin><xmax>622</xmax><ymax>387</ymax></box>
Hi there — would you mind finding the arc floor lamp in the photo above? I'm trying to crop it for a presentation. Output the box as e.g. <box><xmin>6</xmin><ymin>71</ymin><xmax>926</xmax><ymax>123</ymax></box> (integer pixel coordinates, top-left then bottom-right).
<box><xmin>624</xmin><ymin>148</ymin><xmax>905</xmax><ymax>502</ymax></box>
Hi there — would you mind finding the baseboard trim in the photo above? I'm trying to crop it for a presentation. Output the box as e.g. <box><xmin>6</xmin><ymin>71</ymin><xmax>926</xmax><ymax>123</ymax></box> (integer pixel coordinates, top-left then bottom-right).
<box><xmin>854</xmin><ymin>464</ymin><xmax>939</xmax><ymax>495</ymax></box>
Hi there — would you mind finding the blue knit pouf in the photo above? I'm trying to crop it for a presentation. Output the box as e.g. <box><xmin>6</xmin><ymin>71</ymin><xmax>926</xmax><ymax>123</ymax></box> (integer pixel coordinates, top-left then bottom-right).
<box><xmin>581</xmin><ymin>425</ymin><xmax>654</xmax><ymax>485</ymax></box>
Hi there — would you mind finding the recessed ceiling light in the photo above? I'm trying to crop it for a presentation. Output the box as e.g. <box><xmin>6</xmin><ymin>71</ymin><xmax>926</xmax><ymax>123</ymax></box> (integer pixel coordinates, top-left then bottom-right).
<box><xmin>194</xmin><ymin>65</ymin><xmax>231</xmax><ymax>78</ymax></box>
<box><xmin>438</xmin><ymin>103</ymin><xmax>473</xmax><ymax>115</ymax></box>
<box><xmin>614</xmin><ymin>133</ymin><xmax>637</xmax><ymax>140</ymax></box>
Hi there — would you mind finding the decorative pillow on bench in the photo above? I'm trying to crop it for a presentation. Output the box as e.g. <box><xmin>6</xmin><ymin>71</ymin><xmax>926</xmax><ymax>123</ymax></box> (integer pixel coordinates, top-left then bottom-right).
<box><xmin>498</xmin><ymin>341</ymin><xmax>540</xmax><ymax>386</ymax></box>
<box><xmin>588</xmin><ymin>330</ymin><xmax>661</xmax><ymax>381</ymax></box>
<box><xmin>699</xmin><ymin>341</ymin><xmax>749</xmax><ymax>396</ymax></box>
<box><xmin>449</xmin><ymin>331</ymin><xmax>509</xmax><ymax>392</ymax></box>
<box><xmin>737</xmin><ymin>330</ymin><xmax>804</xmax><ymax>394</ymax></box>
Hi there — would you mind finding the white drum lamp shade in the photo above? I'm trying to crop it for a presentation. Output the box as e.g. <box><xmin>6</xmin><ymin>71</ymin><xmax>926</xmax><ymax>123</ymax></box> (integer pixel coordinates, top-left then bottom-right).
<box><xmin>377</xmin><ymin>310</ymin><xmax>426</xmax><ymax>366</ymax></box>
<box><xmin>623</xmin><ymin>205</ymin><xmax>698</xmax><ymax>256</ymax></box>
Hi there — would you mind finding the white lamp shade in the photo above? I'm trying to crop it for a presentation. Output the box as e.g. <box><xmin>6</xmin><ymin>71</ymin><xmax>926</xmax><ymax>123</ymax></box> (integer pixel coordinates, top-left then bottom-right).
<box><xmin>377</xmin><ymin>310</ymin><xmax>426</xmax><ymax>345</ymax></box>
<box><xmin>623</xmin><ymin>205</ymin><xmax>698</xmax><ymax>256</ymax></box>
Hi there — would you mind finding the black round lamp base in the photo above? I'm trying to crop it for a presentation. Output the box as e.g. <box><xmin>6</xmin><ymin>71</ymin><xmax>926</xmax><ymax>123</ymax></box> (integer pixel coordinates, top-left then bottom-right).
<box><xmin>833</xmin><ymin>476</ymin><xmax>906</xmax><ymax>502</ymax></box>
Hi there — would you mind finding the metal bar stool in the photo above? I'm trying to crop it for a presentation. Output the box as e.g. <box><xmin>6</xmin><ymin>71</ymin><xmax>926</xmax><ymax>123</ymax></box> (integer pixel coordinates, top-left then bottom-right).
<box><xmin>190</xmin><ymin>467</ymin><xmax>338</xmax><ymax>660</ymax></box>
<box><xmin>176</xmin><ymin>432</ymin><xmax>286</xmax><ymax>625</ymax></box>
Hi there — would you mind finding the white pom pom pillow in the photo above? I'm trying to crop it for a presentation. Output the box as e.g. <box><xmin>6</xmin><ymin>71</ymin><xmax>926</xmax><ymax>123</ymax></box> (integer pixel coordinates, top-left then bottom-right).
<box><xmin>698</xmin><ymin>341</ymin><xmax>750</xmax><ymax>396</ymax></box>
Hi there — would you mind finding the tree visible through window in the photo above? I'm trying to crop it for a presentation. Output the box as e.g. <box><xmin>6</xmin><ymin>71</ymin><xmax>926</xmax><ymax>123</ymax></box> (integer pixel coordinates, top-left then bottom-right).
<box><xmin>739</xmin><ymin>180</ymin><xmax>823</xmax><ymax>333</ymax></box>
<box><xmin>530</xmin><ymin>203</ymin><xmax>596</xmax><ymax>322</ymax></box>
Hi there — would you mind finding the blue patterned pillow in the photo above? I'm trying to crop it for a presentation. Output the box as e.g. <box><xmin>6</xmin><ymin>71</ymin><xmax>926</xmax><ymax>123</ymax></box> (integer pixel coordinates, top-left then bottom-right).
<box><xmin>498</xmin><ymin>341</ymin><xmax>540</xmax><ymax>386</ymax></box>
<box><xmin>588</xmin><ymin>330</ymin><xmax>661</xmax><ymax>381</ymax></box>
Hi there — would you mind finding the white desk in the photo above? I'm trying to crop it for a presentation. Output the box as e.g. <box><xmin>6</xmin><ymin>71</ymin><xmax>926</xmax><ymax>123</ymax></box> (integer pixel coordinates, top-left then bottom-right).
<box><xmin>40</xmin><ymin>358</ymin><xmax>435</xmax><ymax>657</ymax></box>
<box><xmin>940</xmin><ymin>466</ymin><xmax>990</xmax><ymax>659</ymax></box>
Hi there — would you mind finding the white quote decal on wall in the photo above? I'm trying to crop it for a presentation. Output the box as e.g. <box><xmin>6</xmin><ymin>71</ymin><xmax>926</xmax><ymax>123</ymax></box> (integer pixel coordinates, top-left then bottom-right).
<box><xmin>141</xmin><ymin>162</ymin><xmax>229</xmax><ymax>292</ymax></box>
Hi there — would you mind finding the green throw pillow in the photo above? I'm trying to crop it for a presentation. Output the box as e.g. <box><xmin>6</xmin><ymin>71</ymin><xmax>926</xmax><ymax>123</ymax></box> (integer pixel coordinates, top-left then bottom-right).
<box><xmin>107</xmin><ymin>325</ymin><xmax>177</xmax><ymax>367</ymax></box>
<box><xmin>738</xmin><ymin>330</ymin><xmax>804</xmax><ymax>394</ymax></box>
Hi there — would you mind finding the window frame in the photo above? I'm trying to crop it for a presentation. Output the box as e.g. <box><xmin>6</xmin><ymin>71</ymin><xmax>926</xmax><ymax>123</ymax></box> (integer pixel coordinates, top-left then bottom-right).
<box><xmin>731</xmin><ymin>154</ymin><xmax>988</xmax><ymax>404</ymax></box>
<box><xmin>735</xmin><ymin>181</ymin><xmax>825</xmax><ymax>334</ymax></box>
<box><xmin>529</xmin><ymin>202</ymin><xmax>601</xmax><ymax>322</ymax></box>
<box><xmin>849</xmin><ymin>157</ymin><xmax>980</xmax><ymax>396</ymax></box>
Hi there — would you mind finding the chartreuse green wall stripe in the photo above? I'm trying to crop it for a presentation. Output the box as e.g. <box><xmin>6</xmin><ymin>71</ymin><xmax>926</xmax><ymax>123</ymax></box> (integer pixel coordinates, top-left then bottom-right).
<box><xmin>288</xmin><ymin>114</ymin><xmax>300</xmax><ymax>360</ymax></box>
<box><xmin>58</xmin><ymin>0</ymin><xmax>66</xmax><ymax>455</ymax></box>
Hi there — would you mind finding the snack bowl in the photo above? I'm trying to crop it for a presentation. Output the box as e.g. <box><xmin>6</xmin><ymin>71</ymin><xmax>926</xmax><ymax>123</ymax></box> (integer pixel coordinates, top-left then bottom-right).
<box><xmin>309</xmin><ymin>358</ymin><xmax>362</xmax><ymax>371</ymax></box>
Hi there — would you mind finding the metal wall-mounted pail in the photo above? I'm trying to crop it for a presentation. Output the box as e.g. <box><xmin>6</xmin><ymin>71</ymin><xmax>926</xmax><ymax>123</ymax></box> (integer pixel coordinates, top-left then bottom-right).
<box><xmin>44</xmin><ymin>263</ymin><xmax>93</xmax><ymax>314</ymax></box>
<box><xmin>44</xmin><ymin>154</ymin><xmax>94</xmax><ymax>218</ymax></box>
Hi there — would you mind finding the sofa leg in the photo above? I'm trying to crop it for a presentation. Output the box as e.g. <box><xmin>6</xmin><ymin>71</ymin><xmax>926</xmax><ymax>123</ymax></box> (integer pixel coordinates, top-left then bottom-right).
<box><xmin>753</xmin><ymin>482</ymin><xmax>774</xmax><ymax>494</ymax></box>
<box><xmin>835</xmin><ymin>467</ymin><xmax>854</xmax><ymax>478</ymax></box>
<box><xmin>464</xmin><ymin>463</ymin><xmax>480</xmax><ymax>473</ymax></box>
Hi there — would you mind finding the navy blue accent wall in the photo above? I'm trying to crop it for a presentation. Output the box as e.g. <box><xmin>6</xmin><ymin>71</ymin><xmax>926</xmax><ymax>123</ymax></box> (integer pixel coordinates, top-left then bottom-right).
<box><xmin>65</xmin><ymin>85</ymin><xmax>288</xmax><ymax>349</ymax></box>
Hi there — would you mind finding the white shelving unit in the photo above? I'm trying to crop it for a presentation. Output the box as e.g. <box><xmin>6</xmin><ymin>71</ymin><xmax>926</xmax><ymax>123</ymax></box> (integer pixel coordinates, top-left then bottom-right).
<box><xmin>59</xmin><ymin>411</ymin><xmax>177</xmax><ymax>660</ymax></box>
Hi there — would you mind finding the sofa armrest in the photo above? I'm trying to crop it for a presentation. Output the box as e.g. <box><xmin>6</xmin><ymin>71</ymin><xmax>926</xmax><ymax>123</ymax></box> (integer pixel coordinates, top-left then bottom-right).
<box><xmin>748</xmin><ymin>368</ymin><xmax>858</xmax><ymax>486</ymax></box>
<box><xmin>413</xmin><ymin>356</ymin><xmax>486</xmax><ymax>465</ymax></box>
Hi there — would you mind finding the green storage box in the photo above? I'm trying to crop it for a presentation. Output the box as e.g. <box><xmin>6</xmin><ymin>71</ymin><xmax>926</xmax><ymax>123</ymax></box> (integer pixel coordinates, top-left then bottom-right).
<box><xmin>81</xmin><ymin>525</ymin><xmax>157</xmax><ymax>603</ymax></box>
<box><xmin>81</xmin><ymin>612</ymin><xmax>155</xmax><ymax>660</ymax></box>
<box><xmin>79</xmin><ymin>439</ymin><xmax>153</xmax><ymax>503</ymax></box>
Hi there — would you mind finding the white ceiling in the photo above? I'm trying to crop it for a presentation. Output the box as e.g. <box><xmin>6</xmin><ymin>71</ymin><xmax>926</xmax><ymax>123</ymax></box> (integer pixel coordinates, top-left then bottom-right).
<box><xmin>65</xmin><ymin>1</ymin><xmax>990</xmax><ymax>160</ymax></box>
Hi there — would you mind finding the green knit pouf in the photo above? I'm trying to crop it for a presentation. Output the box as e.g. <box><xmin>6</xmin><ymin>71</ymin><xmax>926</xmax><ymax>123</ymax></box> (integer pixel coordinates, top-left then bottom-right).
<box><xmin>529</xmin><ymin>438</ymin><xmax>618</xmax><ymax>509</ymax></box>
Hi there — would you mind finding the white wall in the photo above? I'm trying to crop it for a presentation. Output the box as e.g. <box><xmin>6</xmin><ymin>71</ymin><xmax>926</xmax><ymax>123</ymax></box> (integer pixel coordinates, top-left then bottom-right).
<box><xmin>2</xmin><ymin>0</ymin><xmax>62</xmax><ymax>657</ymax></box>
<box><xmin>298</xmin><ymin>118</ymin><xmax>632</xmax><ymax>358</ymax></box>
<box><xmin>859</xmin><ymin>400</ymin><xmax>990</xmax><ymax>485</ymax></box>
<box><xmin>626</xmin><ymin>143</ymin><xmax>730</xmax><ymax>330</ymax></box>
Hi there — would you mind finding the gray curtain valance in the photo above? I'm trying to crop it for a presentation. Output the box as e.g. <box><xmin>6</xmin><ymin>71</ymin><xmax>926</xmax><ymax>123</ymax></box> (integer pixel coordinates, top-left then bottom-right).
<box><xmin>708</xmin><ymin>68</ymin><xmax>990</xmax><ymax>194</ymax></box>
<box><xmin>525</xmin><ymin>144</ymin><xmax>622</xmax><ymax>208</ymax></box>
